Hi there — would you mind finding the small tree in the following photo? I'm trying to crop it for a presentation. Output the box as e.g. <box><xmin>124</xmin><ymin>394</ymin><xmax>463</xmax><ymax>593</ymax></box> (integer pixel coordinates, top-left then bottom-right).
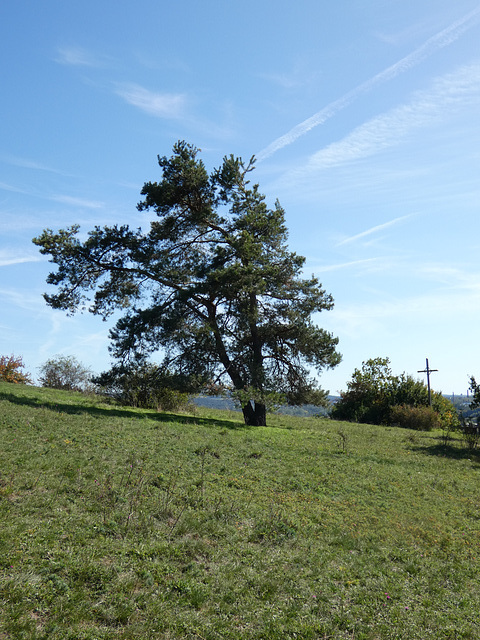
<box><xmin>331</xmin><ymin>357</ymin><xmax>394</xmax><ymax>424</ymax></box>
<box><xmin>0</xmin><ymin>355</ymin><xmax>32</xmax><ymax>384</ymax></box>
<box><xmin>469</xmin><ymin>376</ymin><xmax>480</xmax><ymax>409</ymax></box>
<box><xmin>38</xmin><ymin>355</ymin><xmax>93</xmax><ymax>392</ymax></box>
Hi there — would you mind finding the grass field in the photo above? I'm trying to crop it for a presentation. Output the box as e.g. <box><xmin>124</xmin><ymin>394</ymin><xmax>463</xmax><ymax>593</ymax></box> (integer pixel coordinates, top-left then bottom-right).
<box><xmin>1</xmin><ymin>381</ymin><xmax>479</xmax><ymax>639</ymax></box>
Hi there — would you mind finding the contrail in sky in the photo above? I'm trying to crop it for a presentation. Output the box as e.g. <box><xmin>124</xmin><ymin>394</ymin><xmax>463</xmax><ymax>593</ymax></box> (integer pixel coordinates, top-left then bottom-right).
<box><xmin>336</xmin><ymin>214</ymin><xmax>414</xmax><ymax>247</ymax></box>
<box><xmin>256</xmin><ymin>6</ymin><xmax>480</xmax><ymax>161</ymax></box>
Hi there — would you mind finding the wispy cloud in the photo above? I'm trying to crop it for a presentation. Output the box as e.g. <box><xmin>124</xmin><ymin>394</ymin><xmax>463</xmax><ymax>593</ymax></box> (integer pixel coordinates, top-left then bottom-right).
<box><xmin>372</xmin><ymin>283</ymin><xmax>478</xmax><ymax>318</ymax></box>
<box><xmin>260</xmin><ymin>71</ymin><xmax>303</xmax><ymax>90</ymax></box>
<box><xmin>259</xmin><ymin>60</ymin><xmax>320</xmax><ymax>91</ymax></box>
<box><xmin>310</xmin><ymin>257</ymin><xmax>385</xmax><ymax>273</ymax></box>
<box><xmin>0</xmin><ymin>154</ymin><xmax>70</xmax><ymax>175</ymax></box>
<box><xmin>336</xmin><ymin>214</ymin><xmax>415</xmax><ymax>247</ymax></box>
<box><xmin>0</xmin><ymin>181</ymin><xmax>30</xmax><ymax>195</ymax></box>
<box><xmin>419</xmin><ymin>265</ymin><xmax>480</xmax><ymax>291</ymax></box>
<box><xmin>55</xmin><ymin>46</ymin><xmax>107</xmax><ymax>68</ymax></box>
<box><xmin>0</xmin><ymin>184</ymin><xmax>103</xmax><ymax>214</ymax></box>
<box><xmin>115</xmin><ymin>83</ymin><xmax>186</xmax><ymax>119</ymax></box>
<box><xmin>0</xmin><ymin>211</ymin><xmax>46</xmax><ymax>232</ymax></box>
<box><xmin>257</xmin><ymin>6</ymin><xmax>480</xmax><ymax>161</ymax></box>
<box><xmin>321</xmin><ymin>280</ymin><xmax>480</xmax><ymax>344</ymax></box>
<box><xmin>0</xmin><ymin>250</ymin><xmax>43</xmax><ymax>267</ymax></box>
<box><xmin>374</xmin><ymin>20</ymin><xmax>434</xmax><ymax>47</ymax></box>
<box><xmin>298</xmin><ymin>62</ymin><xmax>480</xmax><ymax>174</ymax></box>
<box><xmin>0</xmin><ymin>287</ymin><xmax>47</xmax><ymax>312</ymax></box>
<box><xmin>50</xmin><ymin>195</ymin><xmax>104</xmax><ymax>209</ymax></box>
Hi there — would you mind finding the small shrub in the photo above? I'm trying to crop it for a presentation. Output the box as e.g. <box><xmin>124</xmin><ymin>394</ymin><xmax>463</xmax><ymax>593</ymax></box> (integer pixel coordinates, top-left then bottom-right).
<box><xmin>336</xmin><ymin>427</ymin><xmax>349</xmax><ymax>453</ymax></box>
<box><xmin>38</xmin><ymin>355</ymin><xmax>94</xmax><ymax>392</ymax></box>
<box><xmin>94</xmin><ymin>362</ymin><xmax>193</xmax><ymax>411</ymax></box>
<box><xmin>390</xmin><ymin>404</ymin><xmax>441</xmax><ymax>431</ymax></box>
<box><xmin>431</xmin><ymin>393</ymin><xmax>460</xmax><ymax>430</ymax></box>
<box><xmin>0</xmin><ymin>355</ymin><xmax>32</xmax><ymax>384</ymax></box>
<box><xmin>155</xmin><ymin>388</ymin><xmax>193</xmax><ymax>412</ymax></box>
<box><xmin>249</xmin><ymin>511</ymin><xmax>298</xmax><ymax>543</ymax></box>
<box><xmin>459</xmin><ymin>415</ymin><xmax>480</xmax><ymax>450</ymax></box>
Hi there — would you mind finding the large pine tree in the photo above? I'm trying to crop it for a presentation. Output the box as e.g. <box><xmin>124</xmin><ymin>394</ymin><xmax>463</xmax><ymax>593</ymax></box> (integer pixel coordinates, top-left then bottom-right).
<box><xmin>34</xmin><ymin>141</ymin><xmax>341</xmax><ymax>425</ymax></box>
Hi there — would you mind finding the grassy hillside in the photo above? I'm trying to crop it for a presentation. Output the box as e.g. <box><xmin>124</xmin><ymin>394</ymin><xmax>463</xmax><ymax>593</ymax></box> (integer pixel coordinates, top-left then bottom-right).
<box><xmin>1</xmin><ymin>381</ymin><xmax>479</xmax><ymax>639</ymax></box>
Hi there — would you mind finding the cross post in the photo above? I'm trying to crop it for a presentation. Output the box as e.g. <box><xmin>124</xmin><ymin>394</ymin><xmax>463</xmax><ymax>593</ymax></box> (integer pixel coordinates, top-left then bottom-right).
<box><xmin>417</xmin><ymin>358</ymin><xmax>438</xmax><ymax>406</ymax></box>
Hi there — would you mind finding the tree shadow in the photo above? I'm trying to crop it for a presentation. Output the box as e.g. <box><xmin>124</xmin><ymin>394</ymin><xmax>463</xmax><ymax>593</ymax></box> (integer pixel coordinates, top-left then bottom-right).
<box><xmin>152</xmin><ymin>412</ymin><xmax>247</xmax><ymax>430</ymax></box>
<box><xmin>410</xmin><ymin>439</ymin><xmax>480</xmax><ymax>464</ymax></box>
<box><xmin>0</xmin><ymin>390</ymin><xmax>245</xmax><ymax>430</ymax></box>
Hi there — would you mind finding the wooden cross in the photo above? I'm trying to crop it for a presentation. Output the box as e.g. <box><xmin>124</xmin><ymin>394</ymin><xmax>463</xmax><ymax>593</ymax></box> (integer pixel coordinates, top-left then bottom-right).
<box><xmin>417</xmin><ymin>358</ymin><xmax>438</xmax><ymax>406</ymax></box>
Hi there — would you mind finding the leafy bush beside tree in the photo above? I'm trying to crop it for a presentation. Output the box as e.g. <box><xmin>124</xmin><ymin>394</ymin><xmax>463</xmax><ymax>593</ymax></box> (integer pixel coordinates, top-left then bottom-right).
<box><xmin>38</xmin><ymin>355</ymin><xmax>94</xmax><ymax>392</ymax></box>
<box><xmin>389</xmin><ymin>404</ymin><xmax>441</xmax><ymax>431</ymax></box>
<box><xmin>331</xmin><ymin>357</ymin><xmax>459</xmax><ymax>430</ymax></box>
<box><xmin>94</xmin><ymin>361</ymin><xmax>193</xmax><ymax>412</ymax></box>
<box><xmin>331</xmin><ymin>357</ymin><xmax>393</xmax><ymax>425</ymax></box>
<box><xmin>0</xmin><ymin>355</ymin><xmax>32</xmax><ymax>384</ymax></box>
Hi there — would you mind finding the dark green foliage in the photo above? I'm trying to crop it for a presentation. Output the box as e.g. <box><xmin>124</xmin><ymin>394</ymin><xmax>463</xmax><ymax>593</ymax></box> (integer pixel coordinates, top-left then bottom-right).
<box><xmin>33</xmin><ymin>141</ymin><xmax>340</xmax><ymax>425</ymax></box>
<box><xmin>94</xmin><ymin>361</ymin><xmax>193</xmax><ymax>411</ymax></box>
<box><xmin>332</xmin><ymin>357</ymin><xmax>459</xmax><ymax>429</ymax></box>
<box><xmin>38</xmin><ymin>355</ymin><xmax>93</xmax><ymax>392</ymax></box>
<box><xmin>331</xmin><ymin>357</ymin><xmax>394</xmax><ymax>424</ymax></box>
<box><xmin>468</xmin><ymin>375</ymin><xmax>480</xmax><ymax>409</ymax></box>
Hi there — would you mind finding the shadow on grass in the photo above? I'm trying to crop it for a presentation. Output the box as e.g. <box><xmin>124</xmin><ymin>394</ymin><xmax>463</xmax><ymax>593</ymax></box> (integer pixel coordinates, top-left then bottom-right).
<box><xmin>0</xmin><ymin>390</ymin><xmax>245</xmax><ymax>430</ymax></box>
<box><xmin>411</xmin><ymin>439</ymin><xmax>480</xmax><ymax>463</ymax></box>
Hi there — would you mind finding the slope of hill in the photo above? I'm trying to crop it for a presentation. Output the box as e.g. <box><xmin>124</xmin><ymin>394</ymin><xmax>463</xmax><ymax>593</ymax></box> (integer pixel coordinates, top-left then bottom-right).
<box><xmin>1</xmin><ymin>381</ymin><xmax>479</xmax><ymax>639</ymax></box>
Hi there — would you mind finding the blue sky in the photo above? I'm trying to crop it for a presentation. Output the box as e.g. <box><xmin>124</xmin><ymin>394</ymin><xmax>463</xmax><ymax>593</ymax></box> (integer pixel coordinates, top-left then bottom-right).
<box><xmin>1</xmin><ymin>0</ymin><xmax>479</xmax><ymax>396</ymax></box>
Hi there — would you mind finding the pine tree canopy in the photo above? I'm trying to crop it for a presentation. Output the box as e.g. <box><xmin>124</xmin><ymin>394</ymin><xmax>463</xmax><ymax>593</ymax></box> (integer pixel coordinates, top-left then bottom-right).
<box><xmin>33</xmin><ymin>141</ymin><xmax>341</xmax><ymax>425</ymax></box>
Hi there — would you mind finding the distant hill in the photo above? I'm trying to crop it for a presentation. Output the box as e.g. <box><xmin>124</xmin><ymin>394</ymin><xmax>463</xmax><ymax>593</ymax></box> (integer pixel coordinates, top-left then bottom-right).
<box><xmin>193</xmin><ymin>394</ymin><xmax>479</xmax><ymax>420</ymax></box>
<box><xmin>444</xmin><ymin>394</ymin><xmax>480</xmax><ymax>420</ymax></box>
<box><xmin>193</xmin><ymin>395</ymin><xmax>340</xmax><ymax>417</ymax></box>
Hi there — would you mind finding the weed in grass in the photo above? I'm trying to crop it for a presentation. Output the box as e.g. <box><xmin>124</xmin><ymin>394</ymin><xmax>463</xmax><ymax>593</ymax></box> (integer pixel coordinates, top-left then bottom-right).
<box><xmin>0</xmin><ymin>471</ymin><xmax>14</xmax><ymax>498</ymax></box>
<box><xmin>151</xmin><ymin>469</ymin><xmax>181</xmax><ymax>520</ymax></box>
<box><xmin>249</xmin><ymin>507</ymin><xmax>298</xmax><ymax>544</ymax></box>
<box><xmin>441</xmin><ymin>423</ymin><xmax>455</xmax><ymax>447</ymax></box>
<box><xmin>92</xmin><ymin>456</ymin><xmax>150</xmax><ymax>537</ymax></box>
<box><xmin>194</xmin><ymin>446</ymin><xmax>213</xmax><ymax>507</ymax></box>
<box><xmin>336</xmin><ymin>427</ymin><xmax>349</xmax><ymax>453</ymax></box>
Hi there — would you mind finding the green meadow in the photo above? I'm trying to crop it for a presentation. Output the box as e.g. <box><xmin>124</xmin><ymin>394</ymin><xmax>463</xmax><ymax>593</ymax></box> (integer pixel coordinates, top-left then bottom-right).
<box><xmin>1</xmin><ymin>381</ymin><xmax>479</xmax><ymax>639</ymax></box>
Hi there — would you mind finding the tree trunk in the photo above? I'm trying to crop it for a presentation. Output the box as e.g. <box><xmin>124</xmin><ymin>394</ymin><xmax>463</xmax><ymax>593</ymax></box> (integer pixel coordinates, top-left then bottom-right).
<box><xmin>242</xmin><ymin>400</ymin><xmax>267</xmax><ymax>426</ymax></box>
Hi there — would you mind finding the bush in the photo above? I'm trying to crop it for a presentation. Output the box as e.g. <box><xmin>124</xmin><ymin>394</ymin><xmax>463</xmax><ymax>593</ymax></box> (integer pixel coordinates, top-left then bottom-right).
<box><xmin>153</xmin><ymin>388</ymin><xmax>193</xmax><ymax>412</ymax></box>
<box><xmin>0</xmin><ymin>355</ymin><xmax>32</xmax><ymax>384</ymax></box>
<box><xmin>461</xmin><ymin>419</ymin><xmax>480</xmax><ymax>450</ymax></box>
<box><xmin>330</xmin><ymin>357</ymin><xmax>393</xmax><ymax>424</ymax></box>
<box><xmin>94</xmin><ymin>362</ymin><xmax>193</xmax><ymax>412</ymax></box>
<box><xmin>390</xmin><ymin>404</ymin><xmax>441</xmax><ymax>431</ymax></box>
<box><xmin>38</xmin><ymin>355</ymin><xmax>94</xmax><ymax>392</ymax></box>
<box><xmin>430</xmin><ymin>393</ymin><xmax>460</xmax><ymax>431</ymax></box>
<box><xmin>331</xmin><ymin>357</ymin><xmax>459</xmax><ymax>429</ymax></box>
